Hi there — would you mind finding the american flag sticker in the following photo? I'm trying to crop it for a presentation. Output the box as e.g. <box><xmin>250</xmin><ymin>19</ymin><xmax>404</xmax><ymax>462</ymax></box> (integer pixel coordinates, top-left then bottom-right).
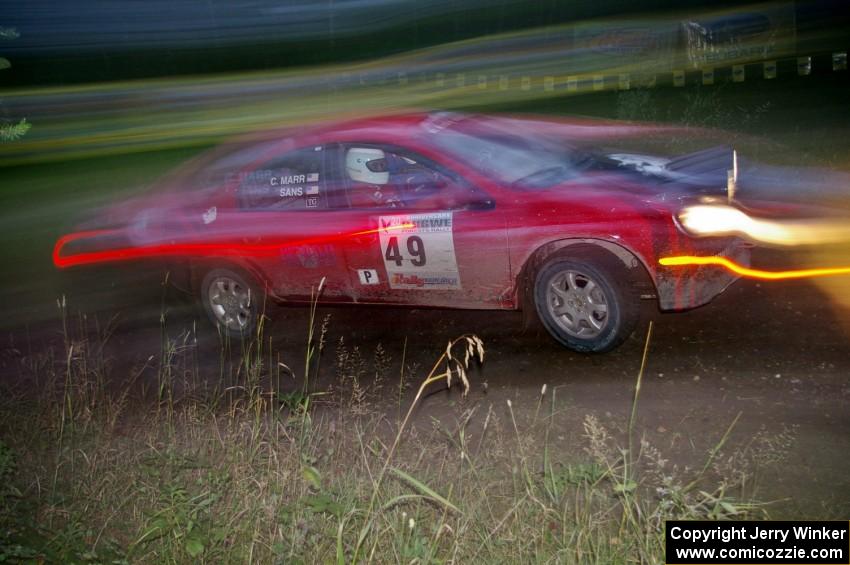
<box><xmin>306</xmin><ymin>185</ymin><xmax>319</xmax><ymax>195</ymax></box>
<box><xmin>307</xmin><ymin>173</ymin><xmax>319</xmax><ymax>182</ymax></box>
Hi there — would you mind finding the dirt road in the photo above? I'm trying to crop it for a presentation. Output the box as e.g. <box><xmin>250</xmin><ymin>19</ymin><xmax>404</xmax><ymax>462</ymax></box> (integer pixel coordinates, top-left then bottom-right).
<box><xmin>3</xmin><ymin>261</ymin><xmax>849</xmax><ymax>518</ymax></box>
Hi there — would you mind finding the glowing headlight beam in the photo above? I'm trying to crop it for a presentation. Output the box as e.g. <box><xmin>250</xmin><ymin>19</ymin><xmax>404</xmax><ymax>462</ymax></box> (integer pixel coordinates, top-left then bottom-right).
<box><xmin>54</xmin><ymin>222</ymin><xmax>416</xmax><ymax>269</ymax></box>
<box><xmin>677</xmin><ymin>204</ymin><xmax>850</xmax><ymax>247</ymax></box>
<box><xmin>659</xmin><ymin>255</ymin><xmax>850</xmax><ymax>280</ymax></box>
<box><xmin>679</xmin><ymin>205</ymin><xmax>793</xmax><ymax>245</ymax></box>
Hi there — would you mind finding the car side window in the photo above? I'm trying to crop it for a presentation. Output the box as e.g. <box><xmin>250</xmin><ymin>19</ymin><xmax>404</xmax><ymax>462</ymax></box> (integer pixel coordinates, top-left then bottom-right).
<box><xmin>236</xmin><ymin>146</ymin><xmax>325</xmax><ymax>211</ymax></box>
<box><xmin>340</xmin><ymin>145</ymin><xmax>458</xmax><ymax>210</ymax></box>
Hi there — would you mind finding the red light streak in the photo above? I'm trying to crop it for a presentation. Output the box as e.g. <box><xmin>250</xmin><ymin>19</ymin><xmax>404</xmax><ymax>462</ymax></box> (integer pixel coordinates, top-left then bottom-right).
<box><xmin>659</xmin><ymin>255</ymin><xmax>850</xmax><ymax>280</ymax></box>
<box><xmin>54</xmin><ymin>223</ymin><xmax>415</xmax><ymax>269</ymax></box>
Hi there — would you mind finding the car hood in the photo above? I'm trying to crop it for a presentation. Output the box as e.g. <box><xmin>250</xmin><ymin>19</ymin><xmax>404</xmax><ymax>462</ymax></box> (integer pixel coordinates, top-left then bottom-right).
<box><xmin>534</xmin><ymin>145</ymin><xmax>735</xmax><ymax>206</ymax></box>
<box><xmin>599</xmin><ymin>145</ymin><xmax>733</xmax><ymax>196</ymax></box>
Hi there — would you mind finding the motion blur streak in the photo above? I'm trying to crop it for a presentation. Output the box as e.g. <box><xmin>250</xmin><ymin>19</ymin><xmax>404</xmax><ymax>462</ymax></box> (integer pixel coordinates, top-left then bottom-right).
<box><xmin>678</xmin><ymin>204</ymin><xmax>850</xmax><ymax>246</ymax></box>
<box><xmin>3</xmin><ymin>1</ymin><xmax>840</xmax><ymax>164</ymax></box>
<box><xmin>660</xmin><ymin>255</ymin><xmax>850</xmax><ymax>280</ymax></box>
<box><xmin>53</xmin><ymin>223</ymin><xmax>415</xmax><ymax>269</ymax></box>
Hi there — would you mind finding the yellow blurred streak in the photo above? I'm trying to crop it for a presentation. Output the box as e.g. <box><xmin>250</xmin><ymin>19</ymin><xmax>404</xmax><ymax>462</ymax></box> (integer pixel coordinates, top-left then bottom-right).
<box><xmin>660</xmin><ymin>255</ymin><xmax>850</xmax><ymax>280</ymax></box>
<box><xmin>806</xmin><ymin>245</ymin><xmax>850</xmax><ymax>311</ymax></box>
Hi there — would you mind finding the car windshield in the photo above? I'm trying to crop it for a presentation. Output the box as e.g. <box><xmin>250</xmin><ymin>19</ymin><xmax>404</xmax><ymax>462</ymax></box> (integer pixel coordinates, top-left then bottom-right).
<box><xmin>429</xmin><ymin>125</ymin><xmax>588</xmax><ymax>188</ymax></box>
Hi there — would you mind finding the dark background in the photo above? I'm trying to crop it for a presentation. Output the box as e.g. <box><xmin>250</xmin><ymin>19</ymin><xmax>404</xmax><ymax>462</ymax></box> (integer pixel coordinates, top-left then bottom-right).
<box><xmin>2</xmin><ymin>0</ymin><xmax>848</xmax><ymax>86</ymax></box>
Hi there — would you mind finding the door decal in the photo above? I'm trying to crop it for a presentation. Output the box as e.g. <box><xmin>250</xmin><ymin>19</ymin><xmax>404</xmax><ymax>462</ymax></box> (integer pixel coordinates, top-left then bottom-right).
<box><xmin>378</xmin><ymin>212</ymin><xmax>461</xmax><ymax>289</ymax></box>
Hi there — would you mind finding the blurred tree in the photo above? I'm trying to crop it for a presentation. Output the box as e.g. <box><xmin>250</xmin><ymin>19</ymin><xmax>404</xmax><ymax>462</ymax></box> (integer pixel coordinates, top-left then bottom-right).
<box><xmin>0</xmin><ymin>26</ymin><xmax>29</xmax><ymax>141</ymax></box>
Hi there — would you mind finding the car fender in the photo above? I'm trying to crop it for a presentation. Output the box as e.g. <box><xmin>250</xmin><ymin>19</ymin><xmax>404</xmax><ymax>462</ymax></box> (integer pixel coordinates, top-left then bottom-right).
<box><xmin>514</xmin><ymin>237</ymin><xmax>657</xmax><ymax>309</ymax></box>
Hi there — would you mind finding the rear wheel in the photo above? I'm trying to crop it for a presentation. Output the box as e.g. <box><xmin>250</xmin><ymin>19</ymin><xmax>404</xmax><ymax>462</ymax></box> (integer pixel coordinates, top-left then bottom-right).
<box><xmin>533</xmin><ymin>256</ymin><xmax>638</xmax><ymax>353</ymax></box>
<box><xmin>200</xmin><ymin>268</ymin><xmax>261</xmax><ymax>339</ymax></box>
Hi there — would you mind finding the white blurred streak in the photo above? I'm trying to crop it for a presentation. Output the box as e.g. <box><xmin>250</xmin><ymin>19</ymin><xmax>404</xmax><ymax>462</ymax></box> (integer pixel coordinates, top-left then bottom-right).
<box><xmin>679</xmin><ymin>204</ymin><xmax>850</xmax><ymax>246</ymax></box>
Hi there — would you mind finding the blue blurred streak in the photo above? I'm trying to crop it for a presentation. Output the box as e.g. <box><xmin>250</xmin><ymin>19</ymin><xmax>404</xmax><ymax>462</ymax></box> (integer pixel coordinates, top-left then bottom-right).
<box><xmin>1</xmin><ymin>0</ymin><xmax>516</xmax><ymax>54</ymax></box>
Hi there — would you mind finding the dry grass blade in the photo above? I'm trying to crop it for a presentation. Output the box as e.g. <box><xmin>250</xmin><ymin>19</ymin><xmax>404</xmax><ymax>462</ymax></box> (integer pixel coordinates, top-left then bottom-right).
<box><xmin>351</xmin><ymin>334</ymin><xmax>483</xmax><ymax>562</ymax></box>
<box><xmin>389</xmin><ymin>467</ymin><xmax>461</xmax><ymax>514</ymax></box>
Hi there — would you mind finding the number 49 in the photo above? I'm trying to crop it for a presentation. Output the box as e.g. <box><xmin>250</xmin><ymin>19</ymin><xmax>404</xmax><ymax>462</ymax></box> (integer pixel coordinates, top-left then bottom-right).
<box><xmin>384</xmin><ymin>236</ymin><xmax>426</xmax><ymax>267</ymax></box>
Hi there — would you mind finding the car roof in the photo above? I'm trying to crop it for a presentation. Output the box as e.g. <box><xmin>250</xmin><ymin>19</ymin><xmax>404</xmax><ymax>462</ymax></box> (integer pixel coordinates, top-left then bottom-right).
<box><xmin>227</xmin><ymin>112</ymin><xmax>436</xmax><ymax>147</ymax></box>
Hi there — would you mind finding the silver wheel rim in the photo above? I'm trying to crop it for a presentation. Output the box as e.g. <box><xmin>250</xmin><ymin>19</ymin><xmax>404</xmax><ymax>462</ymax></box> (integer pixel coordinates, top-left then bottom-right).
<box><xmin>545</xmin><ymin>269</ymin><xmax>610</xmax><ymax>339</ymax></box>
<box><xmin>207</xmin><ymin>276</ymin><xmax>253</xmax><ymax>332</ymax></box>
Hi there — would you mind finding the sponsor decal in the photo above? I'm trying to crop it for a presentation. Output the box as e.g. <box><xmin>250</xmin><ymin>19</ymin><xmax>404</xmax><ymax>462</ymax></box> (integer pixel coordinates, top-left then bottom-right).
<box><xmin>390</xmin><ymin>273</ymin><xmax>460</xmax><ymax>288</ymax></box>
<box><xmin>305</xmin><ymin>196</ymin><xmax>319</xmax><ymax>208</ymax></box>
<box><xmin>378</xmin><ymin>212</ymin><xmax>460</xmax><ymax>290</ymax></box>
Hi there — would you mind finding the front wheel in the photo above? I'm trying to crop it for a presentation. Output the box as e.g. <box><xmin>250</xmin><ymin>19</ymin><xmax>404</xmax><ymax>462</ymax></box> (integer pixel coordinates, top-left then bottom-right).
<box><xmin>200</xmin><ymin>267</ymin><xmax>262</xmax><ymax>339</ymax></box>
<box><xmin>533</xmin><ymin>257</ymin><xmax>638</xmax><ymax>353</ymax></box>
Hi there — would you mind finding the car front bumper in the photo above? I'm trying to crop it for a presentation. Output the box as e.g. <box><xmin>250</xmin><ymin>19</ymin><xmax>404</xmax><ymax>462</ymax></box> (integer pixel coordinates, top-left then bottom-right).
<box><xmin>655</xmin><ymin>238</ymin><xmax>752</xmax><ymax>311</ymax></box>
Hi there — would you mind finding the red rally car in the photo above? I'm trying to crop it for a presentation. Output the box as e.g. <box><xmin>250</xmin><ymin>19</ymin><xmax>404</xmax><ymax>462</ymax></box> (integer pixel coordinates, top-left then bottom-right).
<box><xmin>54</xmin><ymin>112</ymin><xmax>752</xmax><ymax>352</ymax></box>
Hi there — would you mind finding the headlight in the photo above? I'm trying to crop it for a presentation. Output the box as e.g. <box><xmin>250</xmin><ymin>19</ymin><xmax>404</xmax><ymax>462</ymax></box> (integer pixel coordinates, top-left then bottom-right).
<box><xmin>677</xmin><ymin>204</ymin><xmax>793</xmax><ymax>245</ymax></box>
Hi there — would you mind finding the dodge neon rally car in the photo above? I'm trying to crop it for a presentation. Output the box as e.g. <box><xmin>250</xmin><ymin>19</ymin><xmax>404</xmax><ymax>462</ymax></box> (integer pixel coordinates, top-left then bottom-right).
<box><xmin>54</xmin><ymin>112</ymin><xmax>752</xmax><ymax>353</ymax></box>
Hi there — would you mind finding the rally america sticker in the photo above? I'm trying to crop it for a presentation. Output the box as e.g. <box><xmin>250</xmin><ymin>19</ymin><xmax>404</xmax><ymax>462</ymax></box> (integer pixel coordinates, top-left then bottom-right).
<box><xmin>378</xmin><ymin>212</ymin><xmax>461</xmax><ymax>290</ymax></box>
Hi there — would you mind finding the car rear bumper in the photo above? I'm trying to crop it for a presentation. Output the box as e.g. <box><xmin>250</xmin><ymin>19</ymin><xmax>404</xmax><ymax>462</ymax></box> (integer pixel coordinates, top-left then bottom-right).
<box><xmin>655</xmin><ymin>239</ymin><xmax>751</xmax><ymax>311</ymax></box>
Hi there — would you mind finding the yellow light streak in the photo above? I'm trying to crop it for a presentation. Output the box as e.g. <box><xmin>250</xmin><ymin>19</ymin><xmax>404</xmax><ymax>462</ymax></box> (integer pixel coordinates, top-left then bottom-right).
<box><xmin>659</xmin><ymin>255</ymin><xmax>850</xmax><ymax>280</ymax></box>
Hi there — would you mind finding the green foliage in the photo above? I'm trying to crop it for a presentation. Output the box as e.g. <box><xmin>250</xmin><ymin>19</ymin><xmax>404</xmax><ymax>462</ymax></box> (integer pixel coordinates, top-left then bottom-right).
<box><xmin>616</xmin><ymin>89</ymin><xmax>658</xmax><ymax>122</ymax></box>
<box><xmin>303</xmin><ymin>493</ymin><xmax>345</xmax><ymax>518</ymax></box>
<box><xmin>616</xmin><ymin>85</ymin><xmax>772</xmax><ymax>132</ymax></box>
<box><xmin>390</xmin><ymin>467</ymin><xmax>459</xmax><ymax>514</ymax></box>
<box><xmin>1</xmin><ymin>119</ymin><xmax>31</xmax><ymax>142</ymax></box>
<box><xmin>0</xmin><ymin>441</ymin><xmax>34</xmax><ymax>563</ymax></box>
<box><xmin>1</xmin><ymin>26</ymin><xmax>28</xmax><ymax>142</ymax></box>
<box><xmin>0</xmin><ymin>440</ymin><xmax>17</xmax><ymax>499</ymax></box>
<box><xmin>542</xmin><ymin>460</ymin><xmax>605</xmax><ymax>503</ymax></box>
<box><xmin>132</xmin><ymin>482</ymin><xmax>224</xmax><ymax>560</ymax></box>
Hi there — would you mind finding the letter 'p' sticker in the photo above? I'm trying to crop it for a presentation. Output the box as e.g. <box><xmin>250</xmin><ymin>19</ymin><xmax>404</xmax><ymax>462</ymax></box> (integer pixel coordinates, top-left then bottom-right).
<box><xmin>358</xmin><ymin>269</ymin><xmax>379</xmax><ymax>285</ymax></box>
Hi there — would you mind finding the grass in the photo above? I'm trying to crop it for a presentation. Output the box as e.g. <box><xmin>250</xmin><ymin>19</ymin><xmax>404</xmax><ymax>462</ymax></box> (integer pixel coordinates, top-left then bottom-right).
<box><xmin>0</xmin><ymin>291</ymin><xmax>795</xmax><ymax>564</ymax></box>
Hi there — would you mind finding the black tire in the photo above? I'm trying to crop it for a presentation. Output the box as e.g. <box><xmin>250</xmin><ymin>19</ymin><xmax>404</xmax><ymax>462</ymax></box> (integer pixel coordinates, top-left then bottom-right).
<box><xmin>533</xmin><ymin>256</ymin><xmax>638</xmax><ymax>353</ymax></box>
<box><xmin>200</xmin><ymin>267</ymin><xmax>262</xmax><ymax>339</ymax></box>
